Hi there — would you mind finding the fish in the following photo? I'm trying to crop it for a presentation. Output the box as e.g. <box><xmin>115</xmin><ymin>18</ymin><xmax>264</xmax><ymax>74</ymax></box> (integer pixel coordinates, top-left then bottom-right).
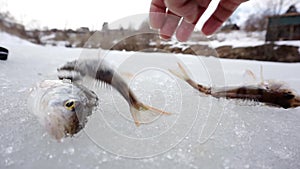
<box><xmin>57</xmin><ymin>58</ymin><xmax>171</xmax><ymax>126</ymax></box>
<box><xmin>28</xmin><ymin>79</ymin><xmax>98</xmax><ymax>141</ymax></box>
<box><xmin>169</xmin><ymin>63</ymin><xmax>300</xmax><ymax>109</ymax></box>
<box><xmin>29</xmin><ymin>58</ymin><xmax>171</xmax><ymax>141</ymax></box>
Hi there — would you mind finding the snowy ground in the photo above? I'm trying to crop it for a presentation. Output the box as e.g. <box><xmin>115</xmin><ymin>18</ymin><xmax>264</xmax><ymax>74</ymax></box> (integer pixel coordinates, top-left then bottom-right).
<box><xmin>1</xmin><ymin>32</ymin><xmax>300</xmax><ymax>169</ymax></box>
<box><xmin>162</xmin><ymin>31</ymin><xmax>300</xmax><ymax>54</ymax></box>
<box><xmin>210</xmin><ymin>31</ymin><xmax>300</xmax><ymax>49</ymax></box>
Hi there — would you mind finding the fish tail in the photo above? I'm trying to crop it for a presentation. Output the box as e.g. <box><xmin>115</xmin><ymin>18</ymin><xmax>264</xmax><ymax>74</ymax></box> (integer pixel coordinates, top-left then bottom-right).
<box><xmin>129</xmin><ymin>95</ymin><xmax>171</xmax><ymax>126</ymax></box>
<box><xmin>57</xmin><ymin>60</ymin><xmax>77</xmax><ymax>71</ymax></box>
<box><xmin>169</xmin><ymin>62</ymin><xmax>211</xmax><ymax>95</ymax></box>
<box><xmin>169</xmin><ymin>62</ymin><xmax>190</xmax><ymax>81</ymax></box>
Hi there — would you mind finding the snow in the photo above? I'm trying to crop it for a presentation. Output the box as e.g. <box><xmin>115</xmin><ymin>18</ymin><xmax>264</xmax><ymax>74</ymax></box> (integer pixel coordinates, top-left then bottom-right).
<box><xmin>0</xmin><ymin>32</ymin><xmax>35</xmax><ymax>47</ymax></box>
<box><xmin>1</xmin><ymin>32</ymin><xmax>300</xmax><ymax>169</ymax></box>
<box><xmin>159</xmin><ymin>31</ymin><xmax>300</xmax><ymax>50</ymax></box>
<box><xmin>200</xmin><ymin>31</ymin><xmax>300</xmax><ymax>49</ymax></box>
<box><xmin>209</xmin><ymin>31</ymin><xmax>266</xmax><ymax>48</ymax></box>
<box><xmin>215</xmin><ymin>31</ymin><xmax>300</xmax><ymax>48</ymax></box>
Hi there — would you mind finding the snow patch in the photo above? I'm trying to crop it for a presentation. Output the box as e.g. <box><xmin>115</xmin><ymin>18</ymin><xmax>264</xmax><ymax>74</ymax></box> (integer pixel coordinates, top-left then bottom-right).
<box><xmin>0</xmin><ymin>31</ymin><xmax>35</xmax><ymax>47</ymax></box>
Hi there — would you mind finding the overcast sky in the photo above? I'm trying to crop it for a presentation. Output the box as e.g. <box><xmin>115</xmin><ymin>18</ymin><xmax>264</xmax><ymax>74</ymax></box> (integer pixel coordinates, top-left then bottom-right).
<box><xmin>0</xmin><ymin>0</ymin><xmax>154</xmax><ymax>30</ymax></box>
<box><xmin>0</xmin><ymin>0</ymin><xmax>298</xmax><ymax>31</ymax></box>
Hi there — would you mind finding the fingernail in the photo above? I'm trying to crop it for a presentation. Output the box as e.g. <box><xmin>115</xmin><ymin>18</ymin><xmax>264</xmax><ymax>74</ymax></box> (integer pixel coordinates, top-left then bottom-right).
<box><xmin>159</xmin><ymin>34</ymin><xmax>171</xmax><ymax>40</ymax></box>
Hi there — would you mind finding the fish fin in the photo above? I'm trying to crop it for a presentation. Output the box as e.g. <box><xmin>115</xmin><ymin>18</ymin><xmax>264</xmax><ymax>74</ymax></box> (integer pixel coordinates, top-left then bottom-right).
<box><xmin>258</xmin><ymin>65</ymin><xmax>287</xmax><ymax>90</ymax></box>
<box><xmin>121</xmin><ymin>72</ymin><xmax>134</xmax><ymax>79</ymax></box>
<box><xmin>260</xmin><ymin>65</ymin><xmax>264</xmax><ymax>85</ymax></box>
<box><xmin>57</xmin><ymin>60</ymin><xmax>77</xmax><ymax>71</ymax></box>
<box><xmin>168</xmin><ymin>69</ymin><xmax>185</xmax><ymax>80</ymax></box>
<box><xmin>81</xmin><ymin>75</ymin><xmax>111</xmax><ymax>90</ymax></box>
<box><xmin>243</xmin><ymin>69</ymin><xmax>259</xmax><ymax>86</ymax></box>
<box><xmin>169</xmin><ymin>62</ymin><xmax>211</xmax><ymax>93</ymax></box>
<box><xmin>130</xmin><ymin>103</ymin><xmax>171</xmax><ymax>127</ymax></box>
<box><xmin>57</xmin><ymin>70</ymin><xmax>82</xmax><ymax>82</ymax></box>
<box><xmin>94</xmin><ymin>80</ymin><xmax>110</xmax><ymax>89</ymax></box>
<box><xmin>168</xmin><ymin>62</ymin><xmax>190</xmax><ymax>81</ymax></box>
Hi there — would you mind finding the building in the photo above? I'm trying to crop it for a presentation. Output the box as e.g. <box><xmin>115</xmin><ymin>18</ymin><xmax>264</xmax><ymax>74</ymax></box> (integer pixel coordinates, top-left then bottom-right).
<box><xmin>266</xmin><ymin>5</ymin><xmax>300</xmax><ymax>41</ymax></box>
<box><xmin>220</xmin><ymin>24</ymin><xmax>240</xmax><ymax>32</ymax></box>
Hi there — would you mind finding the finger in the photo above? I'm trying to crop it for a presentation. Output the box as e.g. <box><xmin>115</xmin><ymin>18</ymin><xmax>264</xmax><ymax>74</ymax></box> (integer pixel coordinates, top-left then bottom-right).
<box><xmin>175</xmin><ymin>20</ymin><xmax>195</xmax><ymax>42</ymax></box>
<box><xmin>175</xmin><ymin>6</ymin><xmax>205</xmax><ymax>42</ymax></box>
<box><xmin>202</xmin><ymin>0</ymin><xmax>242</xmax><ymax>35</ymax></box>
<box><xmin>159</xmin><ymin>11</ymin><xmax>181</xmax><ymax>40</ymax></box>
<box><xmin>149</xmin><ymin>0</ymin><xmax>167</xmax><ymax>29</ymax></box>
<box><xmin>165</xmin><ymin>0</ymin><xmax>200</xmax><ymax>23</ymax></box>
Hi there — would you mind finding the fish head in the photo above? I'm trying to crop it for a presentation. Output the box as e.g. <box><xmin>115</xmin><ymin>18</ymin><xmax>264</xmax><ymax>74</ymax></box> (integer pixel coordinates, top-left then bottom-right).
<box><xmin>28</xmin><ymin>80</ymin><xmax>98</xmax><ymax>141</ymax></box>
<box><xmin>290</xmin><ymin>95</ymin><xmax>300</xmax><ymax>108</ymax></box>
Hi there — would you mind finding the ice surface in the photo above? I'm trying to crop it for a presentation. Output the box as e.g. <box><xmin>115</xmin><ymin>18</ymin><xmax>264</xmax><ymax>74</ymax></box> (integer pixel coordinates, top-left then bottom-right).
<box><xmin>1</xmin><ymin>33</ymin><xmax>300</xmax><ymax>169</ymax></box>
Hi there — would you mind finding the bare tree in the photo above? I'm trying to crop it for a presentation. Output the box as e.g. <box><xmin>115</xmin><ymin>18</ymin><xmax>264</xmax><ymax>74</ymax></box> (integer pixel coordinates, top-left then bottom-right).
<box><xmin>256</xmin><ymin>0</ymin><xmax>298</xmax><ymax>16</ymax></box>
<box><xmin>244</xmin><ymin>13</ymin><xmax>269</xmax><ymax>32</ymax></box>
<box><xmin>243</xmin><ymin>0</ymin><xmax>299</xmax><ymax>32</ymax></box>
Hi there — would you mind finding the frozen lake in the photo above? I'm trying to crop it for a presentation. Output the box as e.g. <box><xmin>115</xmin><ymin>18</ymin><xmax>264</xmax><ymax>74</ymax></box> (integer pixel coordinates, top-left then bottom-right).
<box><xmin>1</xmin><ymin>35</ymin><xmax>300</xmax><ymax>169</ymax></box>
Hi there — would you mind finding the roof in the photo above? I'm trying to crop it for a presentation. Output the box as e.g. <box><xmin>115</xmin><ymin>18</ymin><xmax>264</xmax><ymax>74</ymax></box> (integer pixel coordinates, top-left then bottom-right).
<box><xmin>268</xmin><ymin>13</ymin><xmax>300</xmax><ymax>26</ymax></box>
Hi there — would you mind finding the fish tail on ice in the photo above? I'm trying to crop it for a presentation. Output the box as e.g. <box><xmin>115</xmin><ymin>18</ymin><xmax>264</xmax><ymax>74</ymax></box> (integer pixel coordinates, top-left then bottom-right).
<box><xmin>124</xmin><ymin>89</ymin><xmax>171</xmax><ymax>126</ymax></box>
<box><xmin>169</xmin><ymin>62</ymin><xmax>211</xmax><ymax>95</ymax></box>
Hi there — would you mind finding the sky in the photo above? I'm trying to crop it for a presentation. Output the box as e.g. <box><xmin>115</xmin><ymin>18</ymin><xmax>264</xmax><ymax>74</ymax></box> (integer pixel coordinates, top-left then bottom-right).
<box><xmin>0</xmin><ymin>0</ymin><xmax>153</xmax><ymax>30</ymax></box>
<box><xmin>0</xmin><ymin>0</ymin><xmax>226</xmax><ymax>30</ymax></box>
<box><xmin>0</xmin><ymin>0</ymin><xmax>299</xmax><ymax>31</ymax></box>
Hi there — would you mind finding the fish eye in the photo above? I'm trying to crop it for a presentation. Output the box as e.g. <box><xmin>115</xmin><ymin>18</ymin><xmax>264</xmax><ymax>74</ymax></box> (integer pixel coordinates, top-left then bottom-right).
<box><xmin>64</xmin><ymin>99</ymin><xmax>75</xmax><ymax>111</ymax></box>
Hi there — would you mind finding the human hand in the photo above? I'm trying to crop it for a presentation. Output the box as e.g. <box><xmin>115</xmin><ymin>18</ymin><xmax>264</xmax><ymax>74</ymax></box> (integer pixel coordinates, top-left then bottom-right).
<box><xmin>149</xmin><ymin>0</ymin><xmax>247</xmax><ymax>41</ymax></box>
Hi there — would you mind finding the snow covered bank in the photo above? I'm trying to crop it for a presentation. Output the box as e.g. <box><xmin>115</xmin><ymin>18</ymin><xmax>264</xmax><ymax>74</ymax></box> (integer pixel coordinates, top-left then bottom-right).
<box><xmin>0</xmin><ymin>32</ymin><xmax>35</xmax><ymax>47</ymax></box>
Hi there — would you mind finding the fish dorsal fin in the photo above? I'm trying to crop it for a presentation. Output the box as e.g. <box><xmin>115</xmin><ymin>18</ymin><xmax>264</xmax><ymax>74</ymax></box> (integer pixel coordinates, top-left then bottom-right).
<box><xmin>243</xmin><ymin>65</ymin><xmax>268</xmax><ymax>88</ymax></box>
<box><xmin>260</xmin><ymin>65</ymin><xmax>264</xmax><ymax>85</ymax></box>
<box><xmin>57</xmin><ymin>70</ymin><xmax>82</xmax><ymax>82</ymax></box>
<box><xmin>243</xmin><ymin>69</ymin><xmax>258</xmax><ymax>86</ymax></box>
<box><xmin>81</xmin><ymin>75</ymin><xmax>112</xmax><ymax>90</ymax></box>
<box><xmin>258</xmin><ymin>65</ymin><xmax>286</xmax><ymax>90</ymax></box>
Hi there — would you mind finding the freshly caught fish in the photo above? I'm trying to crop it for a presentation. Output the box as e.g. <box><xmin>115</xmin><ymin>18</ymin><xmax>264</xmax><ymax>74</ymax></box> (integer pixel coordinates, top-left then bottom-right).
<box><xmin>170</xmin><ymin>63</ymin><xmax>300</xmax><ymax>109</ymax></box>
<box><xmin>29</xmin><ymin>58</ymin><xmax>171</xmax><ymax>140</ymax></box>
<box><xmin>57</xmin><ymin>58</ymin><xmax>171</xmax><ymax>126</ymax></box>
<box><xmin>29</xmin><ymin>58</ymin><xmax>170</xmax><ymax>141</ymax></box>
<box><xmin>28</xmin><ymin>79</ymin><xmax>98</xmax><ymax>141</ymax></box>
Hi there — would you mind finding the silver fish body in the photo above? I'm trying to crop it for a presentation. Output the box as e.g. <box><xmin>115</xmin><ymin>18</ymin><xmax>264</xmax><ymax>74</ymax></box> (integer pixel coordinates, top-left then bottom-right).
<box><xmin>28</xmin><ymin>80</ymin><xmax>98</xmax><ymax>141</ymax></box>
<box><xmin>29</xmin><ymin>58</ymin><xmax>170</xmax><ymax>142</ymax></box>
<box><xmin>58</xmin><ymin>59</ymin><xmax>170</xmax><ymax>126</ymax></box>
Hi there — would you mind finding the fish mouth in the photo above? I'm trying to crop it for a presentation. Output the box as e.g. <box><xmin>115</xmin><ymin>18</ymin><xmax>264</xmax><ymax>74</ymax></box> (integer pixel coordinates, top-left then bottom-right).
<box><xmin>66</xmin><ymin>113</ymin><xmax>83</xmax><ymax>136</ymax></box>
<box><xmin>46</xmin><ymin>112</ymin><xmax>82</xmax><ymax>140</ymax></box>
